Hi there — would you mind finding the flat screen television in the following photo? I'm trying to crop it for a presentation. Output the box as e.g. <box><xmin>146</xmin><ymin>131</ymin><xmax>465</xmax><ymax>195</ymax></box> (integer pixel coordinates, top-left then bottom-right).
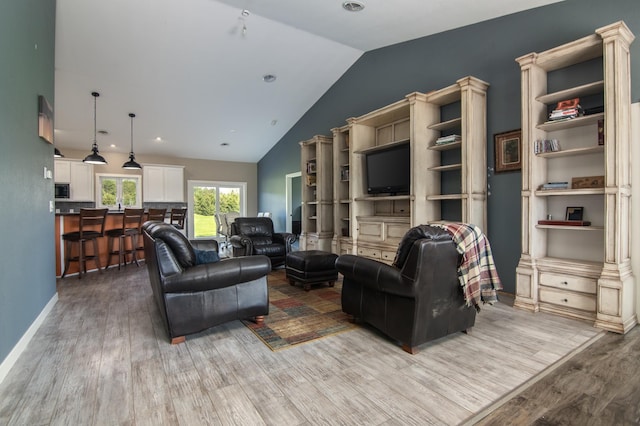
<box><xmin>365</xmin><ymin>143</ymin><xmax>410</xmax><ymax>195</ymax></box>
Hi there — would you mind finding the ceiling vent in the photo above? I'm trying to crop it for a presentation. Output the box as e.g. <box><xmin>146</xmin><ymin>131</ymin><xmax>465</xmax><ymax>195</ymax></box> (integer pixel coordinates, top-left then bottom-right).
<box><xmin>342</xmin><ymin>1</ymin><xmax>365</xmax><ymax>12</ymax></box>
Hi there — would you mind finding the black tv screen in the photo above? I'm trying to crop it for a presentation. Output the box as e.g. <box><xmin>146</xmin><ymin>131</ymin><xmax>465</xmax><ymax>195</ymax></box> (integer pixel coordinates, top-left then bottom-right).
<box><xmin>365</xmin><ymin>143</ymin><xmax>410</xmax><ymax>195</ymax></box>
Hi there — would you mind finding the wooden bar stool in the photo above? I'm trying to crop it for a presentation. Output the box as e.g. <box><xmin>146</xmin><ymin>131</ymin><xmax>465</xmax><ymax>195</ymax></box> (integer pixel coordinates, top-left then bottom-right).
<box><xmin>147</xmin><ymin>208</ymin><xmax>167</xmax><ymax>222</ymax></box>
<box><xmin>61</xmin><ymin>208</ymin><xmax>109</xmax><ymax>279</ymax></box>
<box><xmin>170</xmin><ymin>207</ymin><xmax>187</xmax><ymax>230</ymax></box>
<box><xmin>136</xmin><ymin>208</ymin><xmax>166</xmax><ymax>257</ymax></box>
<box><xmin>105</xmin><ymin>208</ymin><xmax>145</xmax><ymax>270</ymax></box>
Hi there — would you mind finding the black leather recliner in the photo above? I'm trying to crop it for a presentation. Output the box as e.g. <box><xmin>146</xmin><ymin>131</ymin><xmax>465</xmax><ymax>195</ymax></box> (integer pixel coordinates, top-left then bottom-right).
<box><xmin>229</xmin><ymin>217</ymin><xmax>296</xmax><ymax>269</ymax></box>
<box><xmin>335</xmin><ymin>225</ymin><xmax>476</xmax><ymax>354</ymax></box>
<box><xmin>142</xmin><ymin>221</ymin><xmax>271</xmax><ymax>344</ymax></box>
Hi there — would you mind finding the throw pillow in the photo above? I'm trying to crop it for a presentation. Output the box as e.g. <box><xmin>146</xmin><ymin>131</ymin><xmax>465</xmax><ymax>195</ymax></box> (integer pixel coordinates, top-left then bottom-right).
<box><xmin>194</xmin><ymin>248</ymin><xmax>220</xmax><ymax>265</ymax></box>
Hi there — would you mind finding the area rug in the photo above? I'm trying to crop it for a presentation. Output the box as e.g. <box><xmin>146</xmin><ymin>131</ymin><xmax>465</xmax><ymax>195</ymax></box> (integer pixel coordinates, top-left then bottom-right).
<box><xmin>242</xmin><ymin>269</ymin><xmax>357</xmax><ymax>351</ymax></box>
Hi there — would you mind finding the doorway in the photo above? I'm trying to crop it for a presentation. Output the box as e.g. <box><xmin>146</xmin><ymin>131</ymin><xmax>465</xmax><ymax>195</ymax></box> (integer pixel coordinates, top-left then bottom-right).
<box><xmin>285</xmin><ymin>172</ymin><xmax>302</xmax><ymax>235</ymax></box>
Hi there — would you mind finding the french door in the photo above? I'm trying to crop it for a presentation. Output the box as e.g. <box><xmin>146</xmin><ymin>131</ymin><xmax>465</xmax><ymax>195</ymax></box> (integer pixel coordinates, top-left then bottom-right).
<box><xmin>186</xmin><ymin>180</ymin><xmax>246</xmax><ymax>239</ymax></box>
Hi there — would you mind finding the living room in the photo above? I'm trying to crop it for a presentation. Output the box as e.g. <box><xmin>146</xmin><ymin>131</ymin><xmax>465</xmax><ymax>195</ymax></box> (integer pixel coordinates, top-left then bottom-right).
<box><xmin>1</xmin><ymin>0</ymin><xmax>640</xmax><ymax>423</ymax></box>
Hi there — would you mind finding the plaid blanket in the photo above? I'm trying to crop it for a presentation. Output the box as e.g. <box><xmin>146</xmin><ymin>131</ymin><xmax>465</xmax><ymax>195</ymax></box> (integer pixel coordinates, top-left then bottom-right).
<box><xmin>433</xmin><ymin>223</ymin><xmax>503</xmax><ymax>310</ymax></box>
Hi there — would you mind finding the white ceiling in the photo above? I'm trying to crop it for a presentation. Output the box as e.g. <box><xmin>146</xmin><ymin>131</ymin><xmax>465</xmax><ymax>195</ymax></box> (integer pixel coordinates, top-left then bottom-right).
<box><xmin>54</xmin><ymin>0</ymin><xmax>562</xmax><ymax>163</ymax></box>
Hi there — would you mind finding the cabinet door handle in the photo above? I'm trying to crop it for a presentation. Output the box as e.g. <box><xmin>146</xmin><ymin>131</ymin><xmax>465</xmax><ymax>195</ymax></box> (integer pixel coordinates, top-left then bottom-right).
<box><xmin>561</xmin><ymin>298</ymin><xmax>568</xmax><ymax>303</ymax></box>
<box><xmin>561</xmin><ymin>281</ymin><xmax>568</xmax><ymax>285</ymax></box>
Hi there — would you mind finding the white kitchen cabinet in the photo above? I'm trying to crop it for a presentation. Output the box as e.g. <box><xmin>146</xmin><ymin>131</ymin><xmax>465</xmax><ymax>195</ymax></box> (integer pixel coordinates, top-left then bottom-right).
<box><xmin>54</xmin><ymin>159</ymin><xmax>71</xmax><ymax>183</ymax></box>
<box><xmin>143</xmin><ymin>165</ymin><xmax>184</xmax><ymax>202</ymax></box>
<box><xmin>54</xmin><ymin>159</ymin><xmax>94</xmax><ymax>201</ymax></box>
<box><xmin>69</xmin><ymin>161</ymin><xmax>94</xmax><ymax>201</ymax></box>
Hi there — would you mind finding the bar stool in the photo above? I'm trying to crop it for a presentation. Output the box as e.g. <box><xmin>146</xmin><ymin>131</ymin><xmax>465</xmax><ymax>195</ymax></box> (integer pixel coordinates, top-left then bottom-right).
<box><xmin>147</xmin><ymin>208</ymin><xmax>167</xmax><ymax>222</ymax></box>
<box><xmin>136</xmin><ymin>208</ymin><xmax>167</xmax><ymax>257</ymax></box>
<box><xmin>170</xmin><ymin>207</ymin><xmax>187</xmax><ymax>230</ymax></box>
<box><xmin>61</xmin><ymin>208</ymin><xmax>109</xmax><ymax>279</ymax></box>
<box><xmin>105</xmin><ymin>208</ymin><xmax>145</xmax><ymax>270</ymax></box>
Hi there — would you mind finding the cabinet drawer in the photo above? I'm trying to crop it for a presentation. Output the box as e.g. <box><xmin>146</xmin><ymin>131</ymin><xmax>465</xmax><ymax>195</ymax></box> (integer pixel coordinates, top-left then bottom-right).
<box><xmin>303</xmin><ymin>235</ymin><xmax>318</xmax><ymax>250</ymax></box>
<box><xmin>381</xmin><ymin>250</ymin><xmax>396</xmax><ymax>262</ymax></box>
<box><xmin>539</xmin><ymin>272</ymin><xmax>596</xmax><ymax>294</ymax></box>
<box><xmin>539</xmin><ymin>287</ymin><xmax>596</xmax><ymax>312</ymax></box>
<box><xmin>358</xmin><ymin>222</ymin><xmax>383</xmax><ymax>241</ymax></box>
<box><xmin>385</xmin><ymin>223</ymin><xmax>410</xmax><ymax>244</ymax></box>
<box><xmin>340</xmin><ymin>242</ymin><xmax>352</xmax><ymax>255</ymax></box>
<box><xmin>357</xmin><ymin>246</ymin><xmax>381</xmax><ymax>260</ymax></box>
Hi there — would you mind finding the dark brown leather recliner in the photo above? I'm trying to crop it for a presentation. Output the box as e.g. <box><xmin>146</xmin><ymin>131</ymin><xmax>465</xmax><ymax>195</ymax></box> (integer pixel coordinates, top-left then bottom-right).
<box><xmin>335</xmin><ymin>225</ymin><xmax>476</xmax><ymax>354</ymax></box>
<box><xmin>229</xmin><ymin>217</ymin><xmax>296</xmax><ymax>269</ymax></box>
<box><xmin>142</xmin><ymin>221</ymin><xmax>271</xmax><ymax>344</ymax></box>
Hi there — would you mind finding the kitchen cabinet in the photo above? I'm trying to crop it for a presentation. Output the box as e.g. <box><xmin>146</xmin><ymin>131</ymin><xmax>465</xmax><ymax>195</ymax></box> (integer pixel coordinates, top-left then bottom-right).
<box><xmin>143</xmin><ymin>165</ymin><xmax>184</xmax><ymax>202</ymax></box>
<box><xmin>54</xmin><ymin>159</ymin><xmax>94</xmax><ymax>201</ymax></box>
<box><xmin>54</xmin><ymin>159</ymin><xmax>71</xmax><ymax>183</ymax></box>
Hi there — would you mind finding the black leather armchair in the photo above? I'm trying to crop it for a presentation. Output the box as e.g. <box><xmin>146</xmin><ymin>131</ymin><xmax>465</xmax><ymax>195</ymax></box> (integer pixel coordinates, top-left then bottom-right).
<box><xmin>335</xmin><ymin>225</ymin><xmax>476</xmax><ymax>354</ymax></box>
<box><xmin>229</xmin><ymin>217</ymin><xmax>296</xmax><ymax>269</ymax></box>
<box><xmin>142</xmin><ymin>221</ymin><xmax>271</xmax><ymax>344</ymax></box>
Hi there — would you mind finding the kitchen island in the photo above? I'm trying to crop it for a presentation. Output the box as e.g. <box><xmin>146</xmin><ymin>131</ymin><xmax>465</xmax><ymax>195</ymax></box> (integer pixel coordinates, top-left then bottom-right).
<box><xmin>55</xmin><ymin>211</ymin><xmax>162</xmax><ymax>277</ymax></box>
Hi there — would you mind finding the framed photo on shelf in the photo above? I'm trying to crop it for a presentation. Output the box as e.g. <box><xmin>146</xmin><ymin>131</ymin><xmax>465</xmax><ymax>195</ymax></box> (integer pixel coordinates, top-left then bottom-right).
<box><xmin>494</xmin><ymin>129</ymin><xmax>522</xmax><ymax>173</ymax></box>
<box><xmin>565</xmin><ymin>206</ymin><xmax>584</xmax><ymax>221</ymax></box>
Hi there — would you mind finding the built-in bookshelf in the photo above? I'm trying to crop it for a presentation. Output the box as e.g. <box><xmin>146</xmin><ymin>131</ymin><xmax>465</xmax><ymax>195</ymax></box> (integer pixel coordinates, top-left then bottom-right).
<box><xmin>515</xmin><ymin>21</ymin><xmax>636</xmax><ymax>333</ymax></box>
<box><xmin>300</xmin><ymin>135</ymin><xmax>333</xmax><ymax>251</ymax></box>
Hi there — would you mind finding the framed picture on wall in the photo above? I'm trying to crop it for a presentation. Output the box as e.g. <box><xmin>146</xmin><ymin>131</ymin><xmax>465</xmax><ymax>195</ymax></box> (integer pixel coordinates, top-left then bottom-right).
<box><xmin>38</xmin><ymin>95</ymin><xmax>54</xmax><ymax>144</ymax></box>
<box><xmin>494</xmin><ymin>129</ymin><xmax>522</xmax><ymax>173</ymax></box>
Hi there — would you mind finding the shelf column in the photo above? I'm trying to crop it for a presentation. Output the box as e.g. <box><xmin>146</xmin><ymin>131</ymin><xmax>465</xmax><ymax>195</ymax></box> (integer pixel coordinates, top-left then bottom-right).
<box><xmin>594</xmin><ymin>22</ymin><xmax>635</xmax><ymax>333</ymax></box>
<box><xmin>514</xmin><ymin>54</ymin><xmax>547</xmax><ymax>313</ymax></box>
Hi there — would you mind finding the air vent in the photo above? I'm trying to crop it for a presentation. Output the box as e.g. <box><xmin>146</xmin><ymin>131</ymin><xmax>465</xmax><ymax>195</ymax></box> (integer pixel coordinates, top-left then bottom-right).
<box><xmin>342</xmin><ymin>1</ymin><xmax>365</xmax><ymax>12</ymax></box>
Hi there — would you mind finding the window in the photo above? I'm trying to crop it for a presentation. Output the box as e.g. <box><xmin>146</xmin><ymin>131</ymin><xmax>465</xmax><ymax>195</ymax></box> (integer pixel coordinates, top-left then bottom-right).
<box><xmin>96</xmin><ymin>174</ymin><xmax>141</xmax><ymax>209</ymax></box>
<box><xmin>187</xmin><ymin>180</ymin><xmax>246</xmax><ymax>239</ymax></box>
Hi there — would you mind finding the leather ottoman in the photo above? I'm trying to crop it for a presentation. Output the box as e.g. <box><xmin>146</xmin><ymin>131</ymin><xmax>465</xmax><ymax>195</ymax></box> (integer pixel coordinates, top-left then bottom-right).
<box><xmin>285</xmin><ymin>250</ymin><xmax>339</xmax><ymax>291</ymax></box>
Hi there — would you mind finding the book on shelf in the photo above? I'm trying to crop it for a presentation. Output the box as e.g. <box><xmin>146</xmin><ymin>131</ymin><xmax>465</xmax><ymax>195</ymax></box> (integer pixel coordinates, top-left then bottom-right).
<box><xmin>534</xmin><ymin>139</ymin><xmax>560</xmax><ymax>154</ymax></box>
<box><xmin>538</xmin><ymin>181</ymin><xmax>569</xmax><ymax>190</ymax></box>
<box><xmin>435</xmin><ymin>134</ymin><xmax>461</xmax><ymax>145</ymax></box>
<box><xmin>537</xmin><ymin>220</ymin><xmax>592</xmax><ymax>226</ymax></box>
<box><xmin>597</xmin><ymin>119</ymin><xmax>604</xmax><ymax>145</ymax></box>
<box><xmin>547</xmin><ymin>97</ymin><xmax>584</xmax><ymax>121</ymax></box>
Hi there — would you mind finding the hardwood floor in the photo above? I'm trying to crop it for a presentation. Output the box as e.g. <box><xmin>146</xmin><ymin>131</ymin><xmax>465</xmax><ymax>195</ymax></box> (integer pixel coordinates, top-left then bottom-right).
<box><xmin>0</xmin><ymin>264</ymin><xmax>625</xmax><ymax>425</ymax></box>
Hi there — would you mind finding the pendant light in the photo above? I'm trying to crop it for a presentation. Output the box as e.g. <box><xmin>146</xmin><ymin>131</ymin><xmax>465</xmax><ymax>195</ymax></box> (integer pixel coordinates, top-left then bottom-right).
<box><xmin>122</xmin><ymin>113</ymin><xmax>142</xmax><ymax>170</ymax></box>
<box><xmin>83</xmin><ymin>91</ymin><xmax>107</xmax><ymax>165</ymax></box>
<box><xmin>53</xmin><ymin>147</ymin><xmax>64</xmax><ymax>158</ymax></box>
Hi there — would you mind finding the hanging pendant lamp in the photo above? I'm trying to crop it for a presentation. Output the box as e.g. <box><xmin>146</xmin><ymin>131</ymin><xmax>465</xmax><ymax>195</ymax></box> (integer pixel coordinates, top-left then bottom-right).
<box><xmin>122</xmin><ymin>113</ymin><xmax>142</xmax><ymax>170</ymax></box>
<box><xmin>53</xmin><ymin>147</ymin><xmax>64</xmax><ymax>158</ymax></box>
<box><xmin>83</xmin><ymin>91</ymin><xmax>107</xmax><ymax>165</ymax></box>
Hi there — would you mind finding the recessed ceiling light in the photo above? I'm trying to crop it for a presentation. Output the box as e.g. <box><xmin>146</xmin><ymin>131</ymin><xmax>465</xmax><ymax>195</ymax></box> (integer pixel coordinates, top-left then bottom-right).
<box><xmin>155</xmin><ymin>137</ymin><xmax>162</xmax><ymax>142</ymax></box>
<box><xmin>263</xmin><ymin>74</ymin><xmax>277</xmax><ymax>83</ymax></box>
<box><xmin>342</xmin><ymin>1</ymin><xmax>365</xmax><ymax>12</ymax></box>
<box><xmin>109</xmin><ymin>144</ymin><xmax>116</xmax><ymax>148</ymax></box>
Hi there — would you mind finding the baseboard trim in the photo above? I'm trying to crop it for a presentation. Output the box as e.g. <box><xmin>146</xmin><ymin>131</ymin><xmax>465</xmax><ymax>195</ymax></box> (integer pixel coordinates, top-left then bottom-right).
<box><xmin>0</xmin><ymin>293</ymin><xmax>58</xmax><ymax>385</ymax></box>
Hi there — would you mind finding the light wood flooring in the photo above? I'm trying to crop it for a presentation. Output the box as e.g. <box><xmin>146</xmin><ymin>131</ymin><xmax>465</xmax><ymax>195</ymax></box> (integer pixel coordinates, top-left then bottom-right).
<box><xmin>0</xmin><ymin>264</ymin><xmax>617</xmax><ymax>425</ymax></box>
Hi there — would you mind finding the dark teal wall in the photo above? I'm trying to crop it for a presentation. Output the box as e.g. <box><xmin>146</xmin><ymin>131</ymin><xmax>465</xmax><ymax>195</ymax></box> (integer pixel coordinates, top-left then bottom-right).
<box><xmin>257</xmin><ymin>0</ymin><xmax>640</xmax><ymax>293</ymax></box>
<box><xmin>0</xmin><ymin>0</ymin><xmax>57</xmax><ymax>363</ymax></box>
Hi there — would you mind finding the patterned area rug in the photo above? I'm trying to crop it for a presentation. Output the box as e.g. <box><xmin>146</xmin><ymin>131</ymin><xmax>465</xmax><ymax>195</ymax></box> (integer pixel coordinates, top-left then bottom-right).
<box><xmin>243</xmin><ymin>268</ymin><xmax>357</xmax><ymax>351</ymax></box>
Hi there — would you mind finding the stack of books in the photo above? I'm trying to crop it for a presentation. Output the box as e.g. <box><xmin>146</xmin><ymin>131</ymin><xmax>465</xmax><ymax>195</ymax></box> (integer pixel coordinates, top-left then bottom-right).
<box><xmin>539</xmin><ymin>181</ymin><xmax>569</xmax><ymax>190</ymax></box>
<box><xmin>534</xmin><ymin>139</ymin><xmax>561</xmax><ymax>154</ymax></box>
<box><xmin>548</xmin><ymin>98</ymin><xmax>583</xmax><ymax>122</ymax></box>
<box><xmin>435</xmin><ymin>134</ymin><xmax>461</xmax><ymax>145</ymax></box>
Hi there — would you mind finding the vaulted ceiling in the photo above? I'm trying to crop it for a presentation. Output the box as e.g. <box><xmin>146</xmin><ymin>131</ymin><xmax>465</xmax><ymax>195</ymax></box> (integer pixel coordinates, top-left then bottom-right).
<box><xmin>54</xmin><ymin>0</ymin><xmax>562</xmax><ymax>162</ymax></box>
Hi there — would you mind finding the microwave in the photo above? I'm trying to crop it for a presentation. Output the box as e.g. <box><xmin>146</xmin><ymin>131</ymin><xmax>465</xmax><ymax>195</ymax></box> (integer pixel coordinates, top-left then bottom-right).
<box><xmin>55</xmin><ymin>183</ymin><xmax>70</xmax><ymax>199</ymax></box>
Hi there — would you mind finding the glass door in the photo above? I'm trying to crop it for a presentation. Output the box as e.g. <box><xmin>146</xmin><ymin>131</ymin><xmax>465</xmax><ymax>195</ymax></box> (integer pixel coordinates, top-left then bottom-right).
<box><xmin>187</xmin><ymin>180</ymin><xmax>246</xmax><ymax>240</ymax></box>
